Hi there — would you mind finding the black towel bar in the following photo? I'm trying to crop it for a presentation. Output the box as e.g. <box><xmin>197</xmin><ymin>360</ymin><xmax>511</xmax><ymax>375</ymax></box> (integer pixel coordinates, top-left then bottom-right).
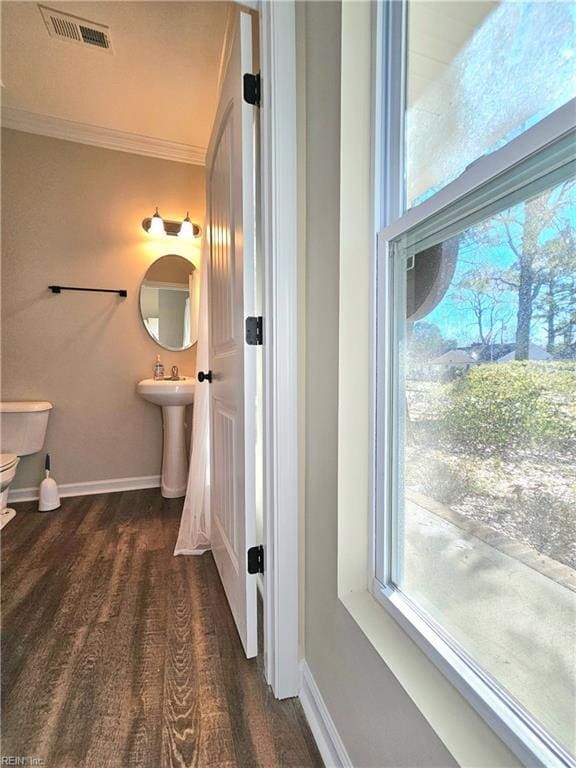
<box><xmin>49</xmin><ymin>285</ymin><xmax>127</xmax><ymax>298</ymax></box>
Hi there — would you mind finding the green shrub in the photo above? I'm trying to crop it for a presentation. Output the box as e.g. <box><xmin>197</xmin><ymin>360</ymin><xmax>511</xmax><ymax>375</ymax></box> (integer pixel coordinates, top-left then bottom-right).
<box><xmin>443</xmin><ymin>361</ymin><xmax>576</xmax><ymax>454</ymax></box>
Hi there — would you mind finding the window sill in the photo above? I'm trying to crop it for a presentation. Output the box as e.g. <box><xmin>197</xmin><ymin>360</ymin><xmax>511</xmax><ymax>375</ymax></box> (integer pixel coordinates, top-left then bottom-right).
<box><xmin>340</xmin><ymin>588</ymin><xmax>521</xmax><ymax>768</ymax></box>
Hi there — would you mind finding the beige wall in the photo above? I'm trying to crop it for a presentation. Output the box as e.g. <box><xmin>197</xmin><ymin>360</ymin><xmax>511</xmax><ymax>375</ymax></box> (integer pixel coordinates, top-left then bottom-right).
<box><xmin>302</xmin><ymin>4</ymin><xmax>457</xmax><ymax>766</ymax></box>
<box><xmin>1</xmin><ymin>129</ymin><xmax>204</xmax><ymax>489</ymax></box>
<box><xmin>303</xmin><ymin>4</ymin><xmax>522</xmax><ymax>767</ymax></box>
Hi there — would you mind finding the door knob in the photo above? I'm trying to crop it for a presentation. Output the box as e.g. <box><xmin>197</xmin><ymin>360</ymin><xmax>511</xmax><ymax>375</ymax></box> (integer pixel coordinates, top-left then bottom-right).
<box><xmin>198</xmin><ymin>370</ymin><xmax>212</xmax><ymax>383</ymax></box>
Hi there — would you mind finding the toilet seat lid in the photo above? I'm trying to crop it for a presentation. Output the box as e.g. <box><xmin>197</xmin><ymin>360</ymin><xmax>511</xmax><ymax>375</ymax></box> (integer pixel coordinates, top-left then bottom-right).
<box><xmin>0</xmin><ymin>453</ymin><xmax>18</xmax><ymax>470</ymax></box>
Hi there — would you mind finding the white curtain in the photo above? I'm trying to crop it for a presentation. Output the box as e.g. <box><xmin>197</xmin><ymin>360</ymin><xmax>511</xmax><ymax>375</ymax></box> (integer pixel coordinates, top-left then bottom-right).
<box><xmin>174</xmin><ymin>234</ymin><xmax>211</xmax><ymax>555</ymax></box>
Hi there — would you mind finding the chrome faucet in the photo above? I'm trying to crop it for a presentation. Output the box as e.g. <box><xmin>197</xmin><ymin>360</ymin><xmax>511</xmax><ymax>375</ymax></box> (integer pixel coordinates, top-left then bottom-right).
<box><xmin>170</xmin><ymin>365</ymin><xmax>179</xmax><ymax>381</ymax></box>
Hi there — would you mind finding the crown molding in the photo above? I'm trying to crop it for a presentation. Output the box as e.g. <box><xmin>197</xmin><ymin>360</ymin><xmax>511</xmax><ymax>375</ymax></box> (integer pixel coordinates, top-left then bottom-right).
<box><xmin>1</xmin><ymin>106</ymin><xmax>206</xmax><ymax>166</ymax></box>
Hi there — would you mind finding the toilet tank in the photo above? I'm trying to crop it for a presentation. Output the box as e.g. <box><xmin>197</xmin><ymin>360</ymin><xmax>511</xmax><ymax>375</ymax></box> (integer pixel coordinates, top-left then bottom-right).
<box><xmin>0</xmin><ymin>401</ymin><xmax>52</xmax><ymax>456</ymax></box>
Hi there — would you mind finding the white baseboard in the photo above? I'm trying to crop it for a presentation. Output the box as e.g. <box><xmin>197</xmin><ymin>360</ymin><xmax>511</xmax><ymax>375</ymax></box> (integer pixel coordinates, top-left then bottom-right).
<box><xmin>300</xmin><ymin>661</ymin><xmax>353</xmax><ymax>768</ymax></box>
<box><xmin>8</xmin><ymin>475</ymin><xmax>161</xmax><ymax>503</ymax></box>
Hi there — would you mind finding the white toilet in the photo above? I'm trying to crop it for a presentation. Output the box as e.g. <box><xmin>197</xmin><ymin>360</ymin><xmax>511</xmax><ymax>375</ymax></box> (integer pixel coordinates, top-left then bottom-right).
<box><xmin>0</xmin><ymin>401</ymin><xmax>53</xmax><ymax>530</ymax></box>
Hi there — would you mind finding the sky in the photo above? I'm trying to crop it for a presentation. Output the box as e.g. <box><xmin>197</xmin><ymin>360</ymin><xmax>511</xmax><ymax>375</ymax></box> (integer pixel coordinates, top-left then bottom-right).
<box><xmin>418</xmin><ymin>181</ymin><xmax>575</xmax><ymax>349</ymax></box>
<box><xmin>422</xmin><ymin>243</ymin><xmax>518</xmax><ymax>348</ymax></box>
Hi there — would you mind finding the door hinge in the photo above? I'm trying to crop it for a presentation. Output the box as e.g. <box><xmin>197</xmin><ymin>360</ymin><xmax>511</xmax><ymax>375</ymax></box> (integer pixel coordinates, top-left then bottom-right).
<box><xmin>243</xmin><ymin>73</ymin><xmax>261</xmax><ymax>107</ymax></box>
<box><xmin>247</xmin><ymin>545</ymin><xmax>264</xmax><ymax>574</ymax></box>
<box><xmin>246</xmin><ymin>316</ymin><xmax>263</xmax><ymax>345</ymax></box>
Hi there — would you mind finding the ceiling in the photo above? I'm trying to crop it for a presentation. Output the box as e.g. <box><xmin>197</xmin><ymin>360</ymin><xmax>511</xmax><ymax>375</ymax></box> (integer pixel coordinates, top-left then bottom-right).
<box><xmin>1</xmin><ymin>2</ymin><xmax>231</xmax><ymax>159</ymax></box>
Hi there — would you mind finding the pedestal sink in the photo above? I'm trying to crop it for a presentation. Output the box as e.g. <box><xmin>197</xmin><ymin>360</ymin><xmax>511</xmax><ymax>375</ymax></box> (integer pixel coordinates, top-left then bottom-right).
<box><xmin>137</xmin><ymin>377</ymin><xmax>195</xmax><ymax>498</ymax></box>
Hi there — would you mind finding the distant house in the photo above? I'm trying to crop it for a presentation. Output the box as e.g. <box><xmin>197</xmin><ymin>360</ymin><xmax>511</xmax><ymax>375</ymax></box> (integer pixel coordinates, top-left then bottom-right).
<box><xmin>469</xmin><ymin>343</ymin><xmax>514</xmax><ymax>363</ymax></box>
<box><xmin>494</xmin><ymin>342</ymin><xmax>552</xmax><ymax>363</ymax></box>
<box><xmin>429</xmin><ymin>349</ymin><xmax>477</xmax><ymax>369</ymax></box>
<box><xmin>409</xmin><ymin>342</ymin><xmax>555</xmax><ymax>382</ymax></box>
<box><xmin>430</xmin><ymin>343</ymin><xmax>552</xmax><ymax>369</ymax></box>
<box><xmin>457</xmin><ymin>342</ymin><xmax>552</xmax><ymax>364</ymax></box>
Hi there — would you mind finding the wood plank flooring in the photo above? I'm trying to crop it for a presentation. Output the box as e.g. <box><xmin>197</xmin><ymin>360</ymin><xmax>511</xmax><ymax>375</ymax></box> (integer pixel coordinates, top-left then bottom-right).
<box><xmin>1</xmin><ymin>490</ymin><xmax>323</xmax><ymax>768</ymax></box>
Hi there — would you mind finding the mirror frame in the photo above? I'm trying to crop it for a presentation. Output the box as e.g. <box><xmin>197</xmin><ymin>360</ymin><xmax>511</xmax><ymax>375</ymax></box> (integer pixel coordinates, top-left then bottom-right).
<box><xmin>139</xmin><ymin>254</ymin><xmax>197</xmax><ymax>352</ymax></box>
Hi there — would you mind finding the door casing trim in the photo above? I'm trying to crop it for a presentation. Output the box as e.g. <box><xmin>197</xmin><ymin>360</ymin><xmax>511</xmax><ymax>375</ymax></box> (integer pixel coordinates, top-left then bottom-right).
<box><xmin>259</xmin><ymin>0</ymin><xmax>300</xmax><ymax>698</ymax></box>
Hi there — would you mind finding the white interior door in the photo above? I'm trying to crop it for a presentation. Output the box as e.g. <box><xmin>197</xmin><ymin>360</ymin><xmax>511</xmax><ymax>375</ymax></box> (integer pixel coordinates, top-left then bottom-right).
<box><xmin>205</xmin><ymin>9</ymin><xmax>258</xmax><ymax>659</ymax></box>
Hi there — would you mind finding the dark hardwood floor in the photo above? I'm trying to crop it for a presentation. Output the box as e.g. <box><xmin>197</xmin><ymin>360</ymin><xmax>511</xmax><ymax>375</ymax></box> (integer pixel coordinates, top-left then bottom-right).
<box><xmin>1</xmin><ymin>490</ymin><xmax>323</xmax><ymax>768</ymax></box>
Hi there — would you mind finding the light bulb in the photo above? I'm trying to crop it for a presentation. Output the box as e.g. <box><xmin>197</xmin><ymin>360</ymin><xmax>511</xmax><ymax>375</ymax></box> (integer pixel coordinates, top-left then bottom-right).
<box><xmin>179</xmin><ymin>212</ymin><xmax>194</xmax><ymax>239</ymax></box>
<box><xmin>148</xmin><ymin>207</ymin><xmax>165</xmax><ymax>236</ymax></box>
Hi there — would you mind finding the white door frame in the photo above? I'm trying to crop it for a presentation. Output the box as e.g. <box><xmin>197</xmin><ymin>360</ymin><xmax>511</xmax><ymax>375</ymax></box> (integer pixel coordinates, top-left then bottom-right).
<box><xmin>259</xmin><ymin>0</ymin><xmax>300</xmax><ymax>699</ymax></box>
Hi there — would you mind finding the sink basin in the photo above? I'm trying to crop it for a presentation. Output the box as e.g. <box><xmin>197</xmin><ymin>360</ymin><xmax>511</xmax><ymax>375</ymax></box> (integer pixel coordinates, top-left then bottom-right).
<box><xmin>137</xmin><ymin>377</ymin><xmax>195</xmax><ymax>498</ymax></box>
<box><xmin>137</xmin><ymin>377</ymin><xmax>195</xmax><ymax>407</ymax></box>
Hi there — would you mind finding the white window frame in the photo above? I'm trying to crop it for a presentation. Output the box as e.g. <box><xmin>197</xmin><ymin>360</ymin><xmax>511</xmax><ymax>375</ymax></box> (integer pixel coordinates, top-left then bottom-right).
<box><xmin>372</xmin><ymin>3</ymin><xmax>576</xmax><ymax>766</ymax></box>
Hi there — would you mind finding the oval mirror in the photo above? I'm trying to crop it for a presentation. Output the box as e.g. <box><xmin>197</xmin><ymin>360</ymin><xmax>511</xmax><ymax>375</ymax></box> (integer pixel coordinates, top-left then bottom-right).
<box><xmin>139</xmin><ymin>255</ymin><xmax>197</xmax><ymax>351</ymax></box>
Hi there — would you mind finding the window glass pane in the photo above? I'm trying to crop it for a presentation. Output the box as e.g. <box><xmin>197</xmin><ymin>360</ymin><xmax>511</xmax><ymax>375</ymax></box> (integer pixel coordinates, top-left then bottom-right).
<box><xmin>395</xmin><ymin>176</ymin><xmax>576</xmax><ymax>755</ymax></box>
<box><xmin>406</xmin><ymin>0</ymin><xmax>576</xmax><ymax>208</ymax></box>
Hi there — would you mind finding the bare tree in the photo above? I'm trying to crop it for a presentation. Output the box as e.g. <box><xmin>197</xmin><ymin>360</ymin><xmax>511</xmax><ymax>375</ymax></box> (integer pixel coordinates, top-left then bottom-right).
<box><xmin>452</xmin><ymin>267</ymin><xmax>507</xmax><ymax>344</ymax></box>
<box><xmin>466</xmin><ymin>181</ymin><xmax>575</xmax><ymax>359</ymax></box>
<box><xmin>534</xmin><ymin>222</ymin><xmax>576</xmax><ymax>354</ymax></box>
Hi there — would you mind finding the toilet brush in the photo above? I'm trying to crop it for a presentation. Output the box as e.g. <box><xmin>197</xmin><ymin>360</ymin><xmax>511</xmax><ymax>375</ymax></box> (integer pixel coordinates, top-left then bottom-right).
<box><xmin>38</xmin><ymin>454</ymin><xmax>60</xmax><ymax>512</ymax></box>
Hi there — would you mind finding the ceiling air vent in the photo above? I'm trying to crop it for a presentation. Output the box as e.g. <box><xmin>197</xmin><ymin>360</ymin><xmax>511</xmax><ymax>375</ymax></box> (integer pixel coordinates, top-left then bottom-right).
<box><xmin>38</xmin><ymin>5</ymin><xmax>112</xmax><ymax>53</ymax></box>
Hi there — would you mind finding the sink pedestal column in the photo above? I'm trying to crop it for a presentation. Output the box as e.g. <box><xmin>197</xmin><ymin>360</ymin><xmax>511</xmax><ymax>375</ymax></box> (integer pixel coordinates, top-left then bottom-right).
<box><xmin>161</xmin><ymin>405</ymin><xmax>188</xmax><ymax>498</ymax></box>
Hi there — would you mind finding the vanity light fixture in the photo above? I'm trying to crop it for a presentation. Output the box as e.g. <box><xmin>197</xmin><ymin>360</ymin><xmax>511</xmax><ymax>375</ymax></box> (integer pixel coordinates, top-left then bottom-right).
<box><xmin>142</xmin><ymin>209</ymin><xmax>201</xmax><ymax>238</ymax></box>
<box><xmin>179</xmin><ymin>212</ymin><xmax>194</xmax><ymax>239</ymax></box>
<box><xmin>147</xmin><ymin>207</ymin><xmax>165</xmax><ymax>236</ymax></box>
